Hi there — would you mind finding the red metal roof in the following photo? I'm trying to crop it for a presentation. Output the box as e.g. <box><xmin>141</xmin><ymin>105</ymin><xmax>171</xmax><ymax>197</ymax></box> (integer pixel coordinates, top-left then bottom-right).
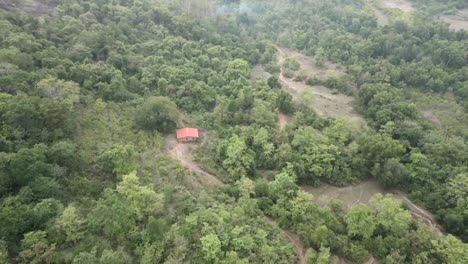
<box><xmin>176</xmin><ymin>128</ymin><xmax>199</xmax><ymax>139</ymax></box>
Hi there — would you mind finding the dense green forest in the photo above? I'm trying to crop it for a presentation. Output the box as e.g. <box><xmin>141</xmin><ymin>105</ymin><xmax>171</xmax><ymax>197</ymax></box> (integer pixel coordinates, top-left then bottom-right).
<box><xmin>0</xmin><ymin>0</ymin><xmax>467</xmax><ymax>263</ymax></box>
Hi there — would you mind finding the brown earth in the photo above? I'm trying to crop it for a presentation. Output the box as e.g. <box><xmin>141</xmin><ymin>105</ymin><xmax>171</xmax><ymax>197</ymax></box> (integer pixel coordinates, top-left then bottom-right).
<box><xmin>264</xmin><ymin>216</ymin><xmax>307</xmax><ymax>264</ymax></box>
<box><xmin>382</xmin><ymin>0</ymin><xmax>414</xmax><ymax>13</ymax></box>
<box><xmin>276</xmin><ymin>46</ymin><xmax>366</xmax><ymax>128</ymax></box>
<box><xmin>278</xmin><ymin>46</ymin><xmax>344</xmax><ymax>81</ymax></box>
<box><xmin>165</xmin><ymin>135</ymin><xmax>223</xmax><ymax>187</ymax></box>
<box><xmin>251</xmin><ymin>64</ymin><xmax>272</xmax><ymax>81</ymax></box>
<box><xmin>166</xmin><ymin>133</ymin><xmax>308</xmax><ymax>263</ymax></box>
<box><xmin>302</xmin><ymin>179</ymin><xmax>444</xmax><ymax>236</ymax></box>
<box><xmin>439</xmin><ymin>9</ymin><xmax>468</xmax><ymax>31</ymax></box>
<box><xmin>421</xmin><ymin>110</ymin><xmax>442</xmax><ymax>127</ymax></box>
<box><xmin>0</xmin><ymin>0</ymin><xmax>58</xmax><ymax>16</ymax></box>
<box><xmin>278</xmin><ymin>112</ymin><xmax>292</xmax><ymax>130</ymax></box>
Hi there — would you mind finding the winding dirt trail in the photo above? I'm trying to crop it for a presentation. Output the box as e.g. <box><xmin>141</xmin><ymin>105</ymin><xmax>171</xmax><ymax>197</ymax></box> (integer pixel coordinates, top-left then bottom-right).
<box><xmin>302</xmin><ymin>179</ymin><xmax>444</xmax><ymax>236</ymax></box>
<box><xmin>166</xmin><ymin>135</ymin><xmax>307</xmax><ymax>262</ymax></box>
<box><xmin>165</xmin><ymin>135</ymin><xmax>222</xmax><ymax>186</ymax></box>
<box><xmin>264</xmin><ymin>216</ymin><xmax>307</xmax><ymax>264</ymax></box>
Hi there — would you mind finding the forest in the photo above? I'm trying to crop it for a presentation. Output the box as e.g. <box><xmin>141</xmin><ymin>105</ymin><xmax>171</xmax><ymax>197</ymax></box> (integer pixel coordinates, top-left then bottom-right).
<box><xmin>0</xmin><ymin>0</ymin><xmax>467</xmax><ymax>263</ymax></box>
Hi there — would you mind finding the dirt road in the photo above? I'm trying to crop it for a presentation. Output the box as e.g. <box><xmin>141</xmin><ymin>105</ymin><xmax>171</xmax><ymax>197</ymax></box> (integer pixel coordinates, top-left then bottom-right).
<box><xmin>165</xmin><ymin>135</ymin><xmax>223</xmax><ymax>186</ymax></box>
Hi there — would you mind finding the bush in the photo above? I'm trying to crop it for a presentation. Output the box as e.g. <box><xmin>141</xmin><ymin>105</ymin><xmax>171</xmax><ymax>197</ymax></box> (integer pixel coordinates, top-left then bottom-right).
<box><xmin>283</xmin><ymin>69</ymin><xmax>294</xmax><ymax>79</ymax></box>
<box><xmin>135</xmin><ymin>96</ymin><xmax>179</xmax><ymax>133</ymax></box>
<box><xmin>293</xmin><ymin>70</ymin><xmax>307</xmax><ymax>82</ymax></box>
<box><xmin>306</xmin><ymin>77</ymin><xmax>321</xmax><ymax>86</ymax></box>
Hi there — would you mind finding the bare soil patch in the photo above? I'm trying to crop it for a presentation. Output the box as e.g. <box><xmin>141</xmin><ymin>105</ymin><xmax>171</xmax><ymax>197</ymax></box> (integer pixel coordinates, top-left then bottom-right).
<box><xmin>382</xmin><ymin>0</ymin><xmax>414</xmax><ymax>13</ymax></box>
<box><xmin>276</xmin><ymin>47</ymin><xmax>366</xmax><ymax>125</ymax></box>
<box><xmin>278</xmin><ymin>112</ymin><xmax>291</xmax><ymax>130</ymax></box>
<box><xmin>413</xmin><ymin>91</ymin><xmax>468</xmax><ymax>137</ymax></box>
<box><xmin>439</xmin><ymin>9</ymin><xmax>468</xmax><ymax>31</ymax></box>
<box><xmin>0</xmin><ymin>0</ymin><xmax>58</xmax><ymax>16</ymax></box>
<box><xmin>251</xmin><ymin>64</ymin><xmax>271</xmax><ymax>81</ymax></box>
<box><xmin>421</xmin><ymin>110</ymin><xmax>442</xmax><ymax>127</ymax></box>
<box><xmin>372</xmin><ymin>6</ymin><xmax>390</xmax><ymax>26</ymax></box>
<box><xmin>302</xmin><ymin>179</ymin><xmax>443</xmax><ymax>235</ymax></box>
<box><xmin>278</xmin><ymin>47</ymin><xmax>344</xmax><ymax>81</ymax></box>
<box><xmin>165</xmin><ymin>135</ymin><xmax>223</xmax><ymax>186</ymax></box>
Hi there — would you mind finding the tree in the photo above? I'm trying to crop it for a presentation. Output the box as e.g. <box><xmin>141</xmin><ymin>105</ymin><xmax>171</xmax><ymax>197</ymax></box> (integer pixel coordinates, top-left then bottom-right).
<box><xmin>135</xmin><ymin>96</ymin><xmax>179</xmax><ymax>133</ymax></box>
<box><xmin>291</xmin><ymin>127</ymin><xmax>338</xmax><ymax>184</ymax></box>
<box><xmin>8</xmin><ymin>144</ymin><xmax>49</xmax><ymax>188</ymax></box>
<box><xmin>88</xmin><ymin>189</ymin><xmax>135</xmax><ymax>243</ymax></box>
<box><xmin>315</xmin><ymin>47</ymin><xmax>326</xmax><ymax>68</ymax></box>
<box><xmin>267</xmin><ymin>76</ymin><xmax>281</xmax><ymax>89</ymax></box>
<box><xmin>116</xmin><ymin>172</ymin><xmax>164</xmax><ymax>220</ymax></box>
<box><xmin>100</xmin><ymin>248</ymin><xmax>132</xmax><ymax>264</ymax></box>
<box><xmin>54</xmin><ymin>205</ymin><xmax>85</xmax><ymax>244</ymax></box>
<box><xmin>200</xmin><ymin>233</ymin><xmax>222</xmax><ymax>263</ymax></box>
<box><xmin>253</xmin><ymin>127</ymin><xmax>275</xmax><ymax>169</ymax></box>
<box><xmin>431</xmin><ymin>235</ymin><xmax>468</xmax><ymax>263</ymax></box>
<box><xmin>345</xmin><ymin>205</ymin><xmax>376</xmax><ymax>239</ymax></box>
<box><xmin>358</xmin><ymin>84</ymin><xmax>416</xmax><ymax>128</ymax></box>
<box><xmin>222</xmin><ymin>135</ymin><xmax>255</xmax><ymax>181</ymax></box>
<box><xmin>71</xmin><ymin>249</ymin><xmax>99</xmax><ymax>264</ymax></box>
<box><xmin>36</xmin><ymin>78</ymin><xmax>80</xmax><ymax>110</ymax></box>
<box><xmin>357</xmin><ymin>132</ymin><xmax>405</xmax><ymax>179</ymax></box>
<box><xmin>316</xmin><ymin>246</ymin><xmax>331</xmax><ymax>264</ymax></box>
<box><xmin>371</xmin><ymin>194</ymin><xmax>412</xmax><ymax>237</ymax></box>
<box><xmin>97</xmin><ymin>144</ymin><xmax>136</xmax><ymax>178</ymax></box>
<box><xmin>0</xmin><ymin>240</ymin><xmax>9</xmax><ymax>263</ymax></box>
<box><xmin>269</xmin><ymin>164</ymin><xmax>298</xmax><ymax>201</ymax></box>
<box><xmin>225</xmin><ymin>59</ymin><xmax>250</xmax><ymax>81</ymax></box>
<box><xmin>379</xmin><ymin>158</ymin><xmax>408</xmax><ymax>188</ymax></box>
<box><xmin>19</xmin><ymin>231</ymin><xmax>55</xmax><ymax>264</ymax></box>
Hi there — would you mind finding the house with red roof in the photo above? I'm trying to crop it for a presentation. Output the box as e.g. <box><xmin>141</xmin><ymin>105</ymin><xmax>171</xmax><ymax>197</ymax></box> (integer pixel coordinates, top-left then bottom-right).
<box><xmin>176</xmin><ymin>128</ymin><xmax>199</xmax><ymax>143</ymax></box>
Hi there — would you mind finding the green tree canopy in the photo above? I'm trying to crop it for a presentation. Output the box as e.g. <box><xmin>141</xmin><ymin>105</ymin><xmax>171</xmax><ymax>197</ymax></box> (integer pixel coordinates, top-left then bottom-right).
<box><xmin>135</xmin><ymin>96</ymin><xmax>179</xmax><ymax>133</ymax></box>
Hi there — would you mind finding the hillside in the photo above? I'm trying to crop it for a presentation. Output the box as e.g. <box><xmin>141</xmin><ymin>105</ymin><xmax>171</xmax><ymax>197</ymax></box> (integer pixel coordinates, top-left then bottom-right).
<box><xmin>0</xmin><ymin>0</ymin><xmax>58</xmax><ymax>16</ymax></box>
<box><xmin>0</xmin><ymin>0</ymin><xmax>467</xmax><ymax>263</ymax></box>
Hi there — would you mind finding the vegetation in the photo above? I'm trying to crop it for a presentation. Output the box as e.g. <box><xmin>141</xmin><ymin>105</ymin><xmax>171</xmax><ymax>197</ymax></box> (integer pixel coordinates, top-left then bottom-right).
<box><xmin>0</xmin><ymin>0</ymin><xmax>467</xmax><ymax>263</ymax></box>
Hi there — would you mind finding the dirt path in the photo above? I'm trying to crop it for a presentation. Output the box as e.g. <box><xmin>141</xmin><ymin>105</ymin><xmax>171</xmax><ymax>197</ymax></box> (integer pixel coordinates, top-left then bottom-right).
<box><xmin>302</xmin><ymin>179</ymin><xmax>444</xmax><ymax>236</ymax></box>
<box><xmin>393</xmin><ymin>191</ymin><xmax>444</xmax><ymax>235</ymax></box>
<box><xmin>264</xmin><ymin>216</ymin><xmax>307</xmax><ymax>264</ymax></box>
<box><xmin>165</xmin><ymin>135</ymin><xmax>223</xmax><ymax>186</ymax></box>
<box><xmin>276</xmin><ymin>47</ymin><xmax>365</xmax><ymax>124</ymax></box>
<box><xmin>278</xmin><ymin>112</ymin><xmax>291</xmax><ymax>130</ymax></box>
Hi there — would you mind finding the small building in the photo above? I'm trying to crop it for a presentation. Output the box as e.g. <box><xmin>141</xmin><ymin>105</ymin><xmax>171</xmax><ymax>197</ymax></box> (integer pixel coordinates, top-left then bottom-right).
<box><xmin>176</xmin><ymin>128</ymin><xmax>199</xmax><ymax>143</ymax></box>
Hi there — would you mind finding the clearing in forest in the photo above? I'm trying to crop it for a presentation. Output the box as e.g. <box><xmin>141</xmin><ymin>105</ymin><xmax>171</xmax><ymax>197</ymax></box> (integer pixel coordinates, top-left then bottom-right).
<box><xmin>276</xmin><ymin>47</ymin><xmax>365</xmax><ymax>126</ymax></box>
<box><xmin>278</xmin><ymin>112</ymin><xmax>292</xmax><ymax>130</ymax></box>
<box><xmin>382</xmin><ymin>0</ymin><xmax>414</xmax><ymax>13</ymax></box>
<box><xmin>439</xmin><ymin>8</ymin><xmax>468</xmax><ymax>31</ymax></box>
<box><xmin>302</xmin><ymin>179</ymin><xmax>444</xmax><ymax>236</ymax></box>
<box><xmin>250</xmin><ymin>64</ymin><xmax>272</xmax><ymax>81</ymax></box>
<box><xmin>412</xmin><ymin>92</ymin><xmax>468</xmax><ymax>137</ymax></box>
<box><xmin>167</xmin><ymin>132</ymin><xmax>306</xmax><ymax>263</ymax></box>
<box><xmin>372</xmin><ymin>5</ymin><xmax>390</xmax><ymax>26</ymax></box>
<box><xmin>165</xmin><ymin>134</ymin><xmax>223</xmax><ymax>187</ymax></box>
